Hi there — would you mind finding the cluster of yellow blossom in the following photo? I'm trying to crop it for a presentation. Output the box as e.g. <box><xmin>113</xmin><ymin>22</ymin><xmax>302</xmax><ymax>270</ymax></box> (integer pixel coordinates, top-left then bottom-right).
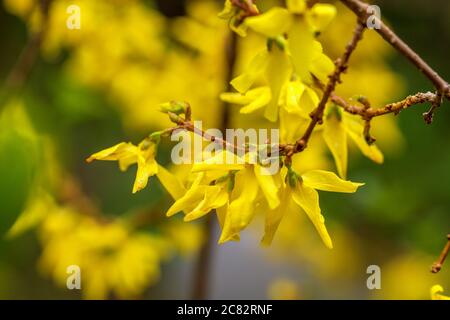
<box><xmin>87</xmin><ymin>0</ymin><xmax>379</xmax><ymax>249</ymax></box>
<box><xmin>38</xmin><ymin>205</ymin><xmax>170</xmax><ymax>299</ymax></box>
<box><xmin>89</xmin><ymin>141</ymin><xmax>363</xmax><ymax>249</ymax></box>
<box><xmin>0</xmin><ymin>99</ymin><xmax>203</xmax><ymax>299</ymax></box>
<box><xmin>9</xmin><ymin>185</ymin><xmax>204</xmax><ymax>299</ymax></box>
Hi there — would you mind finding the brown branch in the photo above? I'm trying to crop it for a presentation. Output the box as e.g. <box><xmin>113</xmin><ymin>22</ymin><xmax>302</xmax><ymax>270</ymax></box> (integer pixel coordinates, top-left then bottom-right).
<box><xmin>168</xmin><ymin>109</ymin><xmax>247</xmax><ymax>155</ymax></box>
<box><xmin>231</xmin><ymin>0</ymin><xmax>259</xmax><ymax>17</ymax></box>
<box><xmin>331</xmin><ymin>91</ymin><xmax>440</xmax><ymax>119</ymax></box>
<box><xmin>291</xmin><ymin>21</ymin><xmax>366</xmax><ymax>156</ymax></box>
<box><xmin>168</xmin><ymin>0</ymin><xmax>450</xmax><ymax>159</ymax></box>
<box><xmin>431</xmin><ymin>234</ymin><xmax>450</xmax><ymax>274</ymax></box>
<box><xmin>339</xmin><ymin>0</ymin><xmax>450</xmax><ymax>100</ymax></box>
<box><xmin>328</xmin><ymin>91</ymin><xmax>441</xmax><ymax>143</ymax></box>
<box><xmin>169</xmin><ymin>22</ymin><xmax>368</xmax><ymax>160</ymax></box>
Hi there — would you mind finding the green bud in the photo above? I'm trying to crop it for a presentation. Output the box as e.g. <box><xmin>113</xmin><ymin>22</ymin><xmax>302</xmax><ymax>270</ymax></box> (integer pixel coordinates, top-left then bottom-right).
<box><xmin>227</xmin><ymin>171</ymin><xmax>237</xmax><ymax>193</ymax></box>
<box><xmin>159</xmin><ymin>101</ymin><xmax>188</xmax><ymax>115</ymax></box>
<box><xmin>286</xmin><ymin>165</ymin><xmax>300</xmax><ymax>188</ymax></box>
<box><xmin>149</xmin><ymin>131</ymin><xmax>162</xmax><ymax>144</ymax></box>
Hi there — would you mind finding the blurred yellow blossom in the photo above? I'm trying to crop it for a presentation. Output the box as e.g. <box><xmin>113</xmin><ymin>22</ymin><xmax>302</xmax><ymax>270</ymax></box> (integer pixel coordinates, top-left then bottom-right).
<box><xmin>268</xmin><ymin>278</ymin><xmax>301</xmax><ymax>300</ymax></box>
<box><xmin>430</xmin><ymin>285</ymin><xmax>450</xmax><ymax>300</ymax></box>
<box><xmin>39</xmin><ymin>208</ymin><xmax>171</xmax><ymax>299</ymax></box>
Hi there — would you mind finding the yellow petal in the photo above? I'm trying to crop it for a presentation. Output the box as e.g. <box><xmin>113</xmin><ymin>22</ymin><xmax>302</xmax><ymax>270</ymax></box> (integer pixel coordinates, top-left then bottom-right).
<box><xmin>308</xmin><ymin>3</ymin><xmax>337</xmax><ymax>32</ymax></box>
<box><xmin>218</xmin><ymin>0</ymin><xmax>234</xmax><ymax>19</ymax></box>
<box><xmin>291</xmin><ymin>183</ymin><xmax>333</xmax><ymax>249</ymax></box>
<box><xmin>344</xmin><ymin>118</ymin><xmax>384</xmax><ymax>164</ymax></box>
<box><xmin>184</xmin><ymin>185</ymin><xmax>228</xmax><ymax>221</ymax></box>
<box><xmin>166</xmin><ymin>184</ymin><xmax>207</xmax><ymax>217</ymax></box>
<box><xmin>231</xmin><ymin>50</ymin><xmax>269</xmax><ymax>93</ymax></box>
<box><xmin>310</xmin><ymin>51</ymin><xmax>335</xmax><ymax>83</ymax></box>
<box><xmin>191</xmin><ymin>150</ymin><xmax>245</xmax><ymax>172</ymax></box>
<box><xmin>221</xmin><ymin>87</ymin><xmax>271</xmax><ymax>114</ymax></box>
<box><xmin>132</xmin><ymin>157</ymin><xmax>158</xmax><ymax>194</ymax></box>
<box><xmin>280</xmin><ymin>107</ymin><xmax>309</xmax><ymax>143</ymax></box>
<box><xmin>216</xmin><ymin>204</ymin><xmax>227</xmax><ymax>230</ymax></box>
<box><xmin>283</xmin><ymin>81</ymin><xmax>306</xmax><ymax>116</ymax></box>
<box><xmin>156</xmin><ymin>165</ymin><xmax>186</xmax><ymax>200</ymax></box>
<box><xmin>220</xmin><ymin>92</ymin><xmax>253</xmax><ymax>105</ymax></box>
<box><xmin>216</xmin><ymin>205</ymin><xmax>240</xmax><ymax>242</ymax></box>
<box><xmin>240</xmin><ymin>87</ymin><xmax>272</xmax><ymax>114</ymax></box>
<box><xmin>288</xmin><ymin>17</ymin><xmax>315</xmax><ymax>83</ymax></box>
<box><xmin>86</xmin><ymin>142</ymin><xmax>138</xmax><ymax>171</ymax></box>
<box><xmin>245</xmin><ymin>7</ymin><xmax>292</xmax><ymax>38</ymax></box>
<box><xmin>301</xmin><ymin>86</ymin><xmax>320</xmax><ymax>116</ymax></box>
<box><xmin>265</xmin><ymin>45</ymin><xmax>292</xmax><ymax>122</ymax></box>
<box><xmin>254</xmin><ymin>165</ymin><xmax>280</xmax><ymax>209</ymax></box>
<box><xmin>219</xmin><ymin>169</ymin><xmax>259</xmax><ymax>243</ymax></box>
<box><xmin>261</xmin><ymin>187</ymin><xmax>290</xmax><ymax>246</ymax></box>
<box><xmin>286</xmin><ymin>0</ymin><xmax>307</xmax><ymax>14</ymax></box>
<box><xmin>323</xmin><ymin>112</ymin><xmax>348</xmax><ymax>179</ymax></box>
<box><xmin>302</xmin><ymin>170</ymin><xmax>364</xmax><ymax>193</ymax></box>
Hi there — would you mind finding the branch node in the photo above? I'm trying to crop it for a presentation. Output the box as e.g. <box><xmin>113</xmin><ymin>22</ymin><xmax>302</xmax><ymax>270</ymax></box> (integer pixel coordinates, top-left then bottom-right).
<box><xmin>422</xmin><ymin>91</ymin><xmax>443</xmax><ymax>125</ymax></box>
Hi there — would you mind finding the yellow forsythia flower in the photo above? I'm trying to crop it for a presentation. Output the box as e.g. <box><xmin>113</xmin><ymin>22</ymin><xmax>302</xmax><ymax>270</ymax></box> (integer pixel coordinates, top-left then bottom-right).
<box><xmin>229</xmin><ymin>44</ymin><xmax>292</xmax><ymax>122</ymax></box>
<box><xmin>218</xmin><ymin>162</ymin><xmax>281</xmax><ymax>243</ymax></box>
<box><xmin>220</xmin><ymin>86</ymin><xmax>272</xmax><ymax>114</ymax></box>
<box><xmin>167</xmin><ymin>151</ymin><xmax>281</xmax><ymax>243</ymax></box>
<box><xmin>323</xmin><ymin>106</ymin><xmax>384</xmax><ymax>179</ymax></box>
<box><xmin>87</xmin><ymin>139</ymin><xmax>158</xmax><ymax>193</ymax></box>
<box><xmin>244</xmin><ymin>0</ymin><xmax>336</xmax><ymax>84</ymax></box>
<box><xmin>166</xmin><ymin>172</ymin><xmax>229</xmax><ymax>222</ymax></box>
<box><xmin>262</xmin><ymin>169</ymin><xmax>363</xmax><ymax>248</ymax></box>
<box><xmin>225</xmin><ymin>1</ymin><xmax>336</xmax><ymax>121</ymax></box>
<box><xmin>218</xmin><ymin>0</ymin><xmax>259</xmax><ymax>36</ymax></box>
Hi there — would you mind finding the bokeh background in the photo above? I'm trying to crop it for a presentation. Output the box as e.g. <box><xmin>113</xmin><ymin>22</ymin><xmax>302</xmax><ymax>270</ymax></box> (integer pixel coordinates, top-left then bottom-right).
<box><xmin>0</xmin><ymin>0</ymin><xmax>449</xmax><ymax>299</ymax></box>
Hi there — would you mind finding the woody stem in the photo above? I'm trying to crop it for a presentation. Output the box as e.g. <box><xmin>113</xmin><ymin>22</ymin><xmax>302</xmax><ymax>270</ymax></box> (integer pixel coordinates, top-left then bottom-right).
<box><xmin>292</xmin><ymin>21</ymin><xmax>366</xmax><ymax>155</ymax></box>
<box><xmin>431</xmin><ymin>234</ymin><xmax>450</xmax><ymax>274</ymax></box>
<box><xmin>339</xmin><ymin>0</ymin><xmax>450</xmax><ymax>100</ymax></box>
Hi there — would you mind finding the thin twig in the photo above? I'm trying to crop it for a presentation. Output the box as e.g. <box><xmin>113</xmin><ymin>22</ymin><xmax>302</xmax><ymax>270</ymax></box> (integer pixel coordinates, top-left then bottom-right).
<box><xmin>231</xmin><ymin>0</ymin><xmax>259</xmax><ymax>17</ymax></box>
<box><xmin>290</xmin><ymin>21</ymin><xmax>366</xmax><ymax>157</ymax></box>
<box><xmin>339</xmin><ymin>0</ymin><xmax>450</xmax><ymax>100</ymax></box>
<box><xmin>431</xmin><ymin>234</ymin><xmax>450</xmax><ymax>273</ymax></box>
<box><xmin>331</xmin><ymin>91</ymin><xmax>440</xmax><ymax>119</ymax></box>
<box><xmin>168</xmin><ymin>110</ymin><xmax>247</xmax><ymax>154</ymax></box>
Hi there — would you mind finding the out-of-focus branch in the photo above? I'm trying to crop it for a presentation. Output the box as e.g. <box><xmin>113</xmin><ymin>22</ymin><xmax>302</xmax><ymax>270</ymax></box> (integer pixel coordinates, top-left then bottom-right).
<box><xmin>190</xmin><ymin>30</ymin><xmax>238</xmax><ymax>300</ymax></box>
<box><xmin>5</xmin><ymin>0</ymin><xmax>52</xmax><ymax>88</ymax></box>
